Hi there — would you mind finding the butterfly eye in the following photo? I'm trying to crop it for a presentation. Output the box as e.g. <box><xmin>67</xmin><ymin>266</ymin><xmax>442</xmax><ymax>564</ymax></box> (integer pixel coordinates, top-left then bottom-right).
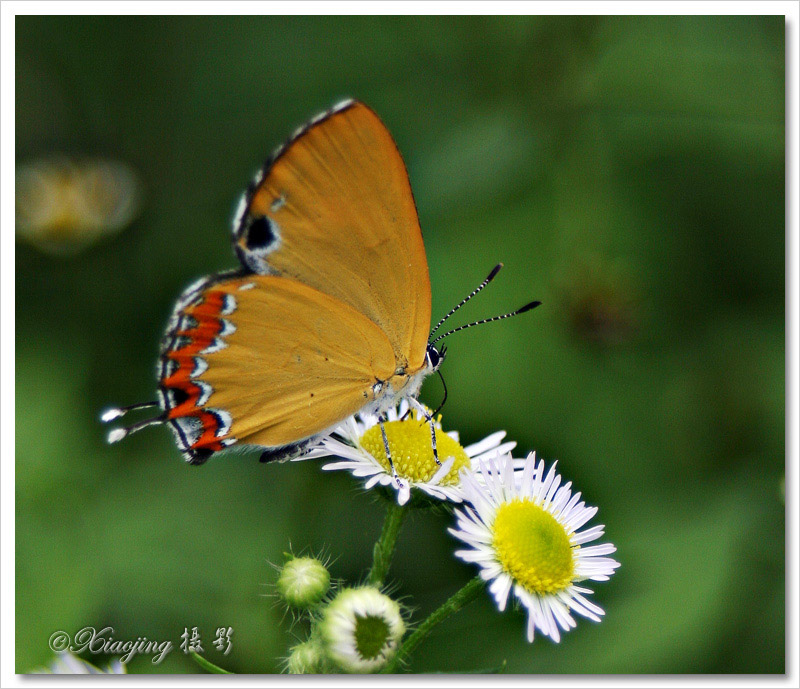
<box><xmin>235</xmin><ymin>213</ymin><xmax>281</xmax><ymax>274</ymax></box>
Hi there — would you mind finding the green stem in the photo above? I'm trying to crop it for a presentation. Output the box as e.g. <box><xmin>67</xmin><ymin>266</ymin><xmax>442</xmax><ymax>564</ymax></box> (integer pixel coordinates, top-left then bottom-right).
<box><xmin>385</xmin><ymin>576</ymin><xmax>485</xmax><ymax>673</ymax></box>
<box><xmin>367</xmin><ymin>499</ymin><xmax>407</xmax><ymax>587</ymax></box>
<box><xmin>190</xmin><ymin>652</ymin><xmax>233</xmax><ymax>674</ymax></box>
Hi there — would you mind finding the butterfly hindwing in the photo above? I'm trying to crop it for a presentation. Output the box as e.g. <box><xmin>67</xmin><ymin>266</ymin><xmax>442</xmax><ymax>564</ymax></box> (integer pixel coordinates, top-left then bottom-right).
<box><xmin>158</xmin><ymin>274</ymin><xmax>397</xmax><ymax>463</ymax></box>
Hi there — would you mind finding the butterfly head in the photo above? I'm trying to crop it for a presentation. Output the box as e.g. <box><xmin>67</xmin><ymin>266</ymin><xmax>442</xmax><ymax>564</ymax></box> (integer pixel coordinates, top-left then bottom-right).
<box><xmin>425</xmin><ymin>343</ymin><xmax>446</xmax><ymax>372</ymax></box>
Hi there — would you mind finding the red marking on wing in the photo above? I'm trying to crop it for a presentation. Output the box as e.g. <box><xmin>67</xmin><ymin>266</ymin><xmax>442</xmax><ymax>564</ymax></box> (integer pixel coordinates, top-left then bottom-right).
<box><xmin>161</xmin><ymin>290</ymin><xmax>231</xmax><ymax>452</ymax></box>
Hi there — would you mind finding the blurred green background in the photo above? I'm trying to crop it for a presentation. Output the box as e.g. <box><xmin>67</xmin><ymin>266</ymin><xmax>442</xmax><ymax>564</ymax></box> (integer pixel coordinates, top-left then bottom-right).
<box><xmin>16</xmin><ymin>15</ymin><xmax>785</xmax><ymax>674</ymax></box>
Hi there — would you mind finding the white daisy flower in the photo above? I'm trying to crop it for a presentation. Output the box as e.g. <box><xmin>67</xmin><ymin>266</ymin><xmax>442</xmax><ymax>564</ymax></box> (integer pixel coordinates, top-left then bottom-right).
<box><xmin>450</xmin><ymin>453</ymin><xmax>620</xmax><ymax>643</ymax></box>
<box><xmin>318</xmin><ymin>587</ymin><xmax>405</xmax><ymax>673</ymax></box>
<box><xmin>298</xmin><ymin>400</ymin><xmax>516</xmax><ymax>505</ymax></box>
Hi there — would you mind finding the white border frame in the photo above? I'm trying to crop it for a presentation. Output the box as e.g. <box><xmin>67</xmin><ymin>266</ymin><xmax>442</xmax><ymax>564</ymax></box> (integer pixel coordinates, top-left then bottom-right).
<box><xmin>3</xmin><ymin>3</ymin><xmax>797</xmax><ymax>688</ymax></box>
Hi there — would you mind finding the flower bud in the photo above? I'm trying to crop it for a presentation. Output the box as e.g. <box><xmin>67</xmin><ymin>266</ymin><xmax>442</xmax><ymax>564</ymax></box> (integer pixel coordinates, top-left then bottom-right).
<box><xmin>286</xmin><ymin>639</ymin><xmax>326</xmax><ymax>674</ymax></box>
<box><xmin>276</xmin><ymin>556</ymin><xmax>331</xmax><ymax>609</ymax></box>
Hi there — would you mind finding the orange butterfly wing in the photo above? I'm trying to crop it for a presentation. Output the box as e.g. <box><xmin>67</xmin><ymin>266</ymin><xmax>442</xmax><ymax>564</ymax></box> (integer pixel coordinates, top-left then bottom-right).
<box><xmin>158</xmin><ymin>274</ymin><xmax>397</xmax><ymax>463</ymax></box>
<box><xmin>233</xmin><ymin>100</ymin><xmax>431</xmax><ymax>374</ymax></box>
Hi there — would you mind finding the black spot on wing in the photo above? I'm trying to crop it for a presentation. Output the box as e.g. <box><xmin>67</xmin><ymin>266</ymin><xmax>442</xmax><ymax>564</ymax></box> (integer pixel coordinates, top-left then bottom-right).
<box><xmin>245</xmin><ymin>216</ymin><xmax>275</xmax><ymax>249</ymax></box>
<box><xmin>173</xmin><ymin>387</ymin><xmax>191</xmax><ymax>407</ymax></box>
<box><xmin>185</xmin><ymin>447</ymin><xmax>214</xmax><ymax>465</ymax></box>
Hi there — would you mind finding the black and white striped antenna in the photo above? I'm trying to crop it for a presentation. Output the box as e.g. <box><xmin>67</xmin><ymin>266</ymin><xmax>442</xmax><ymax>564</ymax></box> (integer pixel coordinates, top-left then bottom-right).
<box><xmin>428</xmin><ymin>263</ymin><xmax>504</xmax><ymax>340</ymax></box>
<box><xmin>429</xmin><ymin>300</ymin><xmax>541</xmax><ymax>345</ymax></box>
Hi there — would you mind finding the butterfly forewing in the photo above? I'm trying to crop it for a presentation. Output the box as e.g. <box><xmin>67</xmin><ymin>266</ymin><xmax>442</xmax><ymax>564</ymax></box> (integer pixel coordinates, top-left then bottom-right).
<box><xmin>234</xmin><ymin>101</ymin><xmax>431</xmax><ymax>374</ymax></box>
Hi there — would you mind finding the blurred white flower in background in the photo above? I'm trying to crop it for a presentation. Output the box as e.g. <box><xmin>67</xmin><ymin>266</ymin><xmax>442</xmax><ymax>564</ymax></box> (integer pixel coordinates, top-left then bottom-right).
<box><xmin>33</xmin><ymin>651</ymin><xmax>126</xmax><ymax>674</ymax></box>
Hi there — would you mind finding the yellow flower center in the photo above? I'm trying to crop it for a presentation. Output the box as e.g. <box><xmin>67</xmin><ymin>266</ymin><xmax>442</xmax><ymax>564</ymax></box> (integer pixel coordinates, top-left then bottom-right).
<box><xmin>360</xmin><ymin>419</ymin><xmax>471</xmax><ymax>485</ymax></box>
<box><xmin>492</xmin><ymin>499</ymin><xmax>575</xmax><ymax>595</ymax></box>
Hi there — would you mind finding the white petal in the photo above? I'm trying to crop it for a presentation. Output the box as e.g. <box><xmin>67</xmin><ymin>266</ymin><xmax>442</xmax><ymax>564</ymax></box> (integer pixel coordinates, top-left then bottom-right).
<box><xmin>578</xmin><ymin>543</ymin><xmax>617</xmax><ymax>557</ymax></box>
<box><xmin>430</xmin><ymin>456</ymin><xmax>455</xmax><ymax>485</ymax></box>
<box><xmin>572</xmin><ymin>524</ymin><xmax>605</xmax><ymax>545</ymax></box>
<box><xmin>463</xmin><ymin>431</ymin><xmax>507</xmax><ymax>457</ymax></box>
<box><xmin>364</xmin><ymin>474</ymin><xmax>383</xmax><ymax>490</ymax></box>
<box><xmin>488</xmin><ymin>573</ymin><xmax>513</xmax><ymax>611</ymax></box>
<box><xmin>397</xmin><ymin>482</ymin><xmax>411</xmax><ymax>505</ymax></box>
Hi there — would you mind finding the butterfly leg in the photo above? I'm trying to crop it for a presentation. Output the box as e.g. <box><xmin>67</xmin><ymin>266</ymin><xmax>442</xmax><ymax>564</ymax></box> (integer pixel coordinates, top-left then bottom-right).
<box><xmin>406</xmin><ymin>397</ymin><xmax>441</xmax><ymax>466</ymax></box>
<box><xmin>378</xmin><ymin>417</ymin><xmax>402</xmax><ymax>487</ymax></box>
<box><xmin>259</xmin><ymin>437</ymin><xmax>321</xmax><ymax>463</ymax></box>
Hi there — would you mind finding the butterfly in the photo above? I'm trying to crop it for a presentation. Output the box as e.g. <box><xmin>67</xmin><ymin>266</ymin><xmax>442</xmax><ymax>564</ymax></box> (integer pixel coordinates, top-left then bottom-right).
<box><xmin>103</xmin><ymin>100</ymin><xmax>539</xmax><ymax>466</ymax></box>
